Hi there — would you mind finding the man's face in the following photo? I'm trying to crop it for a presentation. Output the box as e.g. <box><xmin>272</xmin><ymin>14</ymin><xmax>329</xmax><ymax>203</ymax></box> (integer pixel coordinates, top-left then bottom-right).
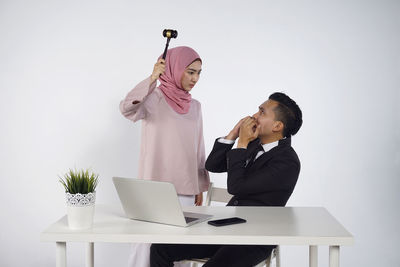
<box><xmin>252</xmin><ymin>99</ymin><xmax>282</xmax><ymax>138</ymax></box>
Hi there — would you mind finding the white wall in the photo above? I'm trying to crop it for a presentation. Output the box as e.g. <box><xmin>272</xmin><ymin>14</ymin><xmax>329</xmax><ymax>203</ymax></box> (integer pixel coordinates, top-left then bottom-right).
<box><xmin>1</xmin><ymin>0</ymin><xmax>399</xmax><ymax>266</ymax></box>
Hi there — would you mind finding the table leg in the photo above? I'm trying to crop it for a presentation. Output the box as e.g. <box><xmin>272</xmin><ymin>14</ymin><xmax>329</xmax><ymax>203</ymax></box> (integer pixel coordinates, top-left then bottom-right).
<box><xmin>56</xmin><ymin>242</ymin><xmax>66</xmax><ymax>267</ymax></box>
<box><xmin>86</xmin><ymin>242</ymin><xmax>94</xmax><ymax>267</ymax></box>
<box><xmin>309</xmin><ymin>245</ymin><xmax>318</xmax><ymax>267</ymax></box>
<box><xmin>329</xmin><ymin>246</ymin><xmax>340</xmax><ymax>267</ymax></box>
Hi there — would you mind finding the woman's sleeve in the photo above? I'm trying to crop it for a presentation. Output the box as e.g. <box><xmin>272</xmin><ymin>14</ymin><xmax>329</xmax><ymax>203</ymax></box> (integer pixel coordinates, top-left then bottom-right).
<box><xmin>197</xmin><ymin>103</ymin><xmax>211</xmax><ymax>192</ymax></box>
<box><xmin>119</xmin><ymin>77</ymin><xmax>157</xmax><ymax>122</ymax></box>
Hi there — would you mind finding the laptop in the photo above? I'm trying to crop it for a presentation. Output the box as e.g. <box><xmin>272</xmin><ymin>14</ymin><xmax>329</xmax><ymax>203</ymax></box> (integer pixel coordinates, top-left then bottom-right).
<box><xmin>113</xmin><ymin>177</ymin><xmax>213</xmax><ymax>227</ymax></box>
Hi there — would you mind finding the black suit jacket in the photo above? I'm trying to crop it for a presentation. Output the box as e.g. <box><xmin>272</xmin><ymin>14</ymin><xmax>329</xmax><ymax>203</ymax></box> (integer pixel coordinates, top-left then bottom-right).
<box><xmin>205</xmin><ymin>137</ymin><xmax>300</xmax><ymax>207</ymax></box>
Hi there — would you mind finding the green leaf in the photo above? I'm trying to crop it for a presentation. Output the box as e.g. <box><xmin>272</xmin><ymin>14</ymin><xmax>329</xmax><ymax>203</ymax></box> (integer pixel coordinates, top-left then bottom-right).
<box><xmin>59</xmin><ymin>168</ymin><xmax>99</xmax><ymax>194</ymax></box>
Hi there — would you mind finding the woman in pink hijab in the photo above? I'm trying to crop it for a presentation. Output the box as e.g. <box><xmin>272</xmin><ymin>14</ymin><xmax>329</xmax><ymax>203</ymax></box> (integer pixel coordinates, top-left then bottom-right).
<box><xmin>120</xmin><ymin>46</ymin><xmax>210</xmax><ymax>267</ymax></box>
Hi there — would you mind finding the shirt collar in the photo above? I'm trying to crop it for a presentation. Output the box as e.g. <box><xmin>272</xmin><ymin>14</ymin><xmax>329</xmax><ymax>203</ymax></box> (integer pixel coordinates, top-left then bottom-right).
<box><xmin>261</xmin><ymin>139</ymin><xmax>281</xmax><ymax>153</ymax></box>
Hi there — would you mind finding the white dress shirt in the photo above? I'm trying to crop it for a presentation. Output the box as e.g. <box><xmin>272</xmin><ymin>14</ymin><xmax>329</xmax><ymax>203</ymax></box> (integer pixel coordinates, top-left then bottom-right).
<box><xmin>218</xmin><ymin>138</ymin><xmax>280</xmax><ymax>161</ymax></box>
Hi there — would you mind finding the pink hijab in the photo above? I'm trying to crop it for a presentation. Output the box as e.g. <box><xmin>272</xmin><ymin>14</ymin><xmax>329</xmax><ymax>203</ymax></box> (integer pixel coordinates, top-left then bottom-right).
<box><xmin>158</xmin><ymin>46</ymin><xmax>201</xmax><ymax>114</ymax></box>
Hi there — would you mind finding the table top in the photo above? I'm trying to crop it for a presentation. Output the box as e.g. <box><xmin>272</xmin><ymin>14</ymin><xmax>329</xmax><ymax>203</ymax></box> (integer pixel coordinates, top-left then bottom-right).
<box><xmin>41</xmin><ymin>205</ymin><xmax>354</xmax><ymax>246</ymax></box>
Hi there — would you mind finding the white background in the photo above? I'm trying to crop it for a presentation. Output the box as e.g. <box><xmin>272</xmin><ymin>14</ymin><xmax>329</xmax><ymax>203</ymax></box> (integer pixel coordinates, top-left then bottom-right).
<box><xmin>1</xmin><ymin>0</ymin><xmax>399</xmax><ymax>266</ymax></box>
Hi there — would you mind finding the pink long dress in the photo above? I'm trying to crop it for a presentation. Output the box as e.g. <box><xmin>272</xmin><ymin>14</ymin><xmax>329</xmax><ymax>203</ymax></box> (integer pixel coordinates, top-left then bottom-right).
<box><xmin>120</xmin><ymin>77</ymin><xmax>210</xmax><ymax>195</ymax></box>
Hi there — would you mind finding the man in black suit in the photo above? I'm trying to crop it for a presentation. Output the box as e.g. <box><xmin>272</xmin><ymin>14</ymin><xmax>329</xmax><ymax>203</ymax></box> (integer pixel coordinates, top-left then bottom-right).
<box><xmin>150</xmin><ymin>92</ymin><xmax>303</xmax><ymax>267</ymax></box>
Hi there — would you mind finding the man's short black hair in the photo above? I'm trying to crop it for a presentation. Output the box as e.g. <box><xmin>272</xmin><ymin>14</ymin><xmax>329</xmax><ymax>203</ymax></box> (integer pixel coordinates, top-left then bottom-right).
<box><xmin>269</xmin><ymin>92</ymin><xmax>303</xmax><ymax>138</ymax></box>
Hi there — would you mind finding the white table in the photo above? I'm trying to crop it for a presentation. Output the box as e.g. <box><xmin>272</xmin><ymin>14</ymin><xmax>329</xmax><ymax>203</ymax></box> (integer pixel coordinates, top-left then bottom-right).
<box><xmin>41</xmin><ymin>205</ymin><xmax>353</xmax><ymax>267</ymax></box>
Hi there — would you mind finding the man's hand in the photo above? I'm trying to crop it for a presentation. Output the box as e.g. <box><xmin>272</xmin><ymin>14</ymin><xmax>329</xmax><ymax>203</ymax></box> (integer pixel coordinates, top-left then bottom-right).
<box><xmin>225</xmin><ymin>117</ymin><xmax>247</xmax><ymax>140</ymax></box>
<box><xmin>195</xmin><ymin>193</ymin><xmax>203</xmax><ymax>206</ymax></box>
<box><xmin>237</xmin><ymin>116</ymin><xmax>260</xmax><ymax>148</ymax></box>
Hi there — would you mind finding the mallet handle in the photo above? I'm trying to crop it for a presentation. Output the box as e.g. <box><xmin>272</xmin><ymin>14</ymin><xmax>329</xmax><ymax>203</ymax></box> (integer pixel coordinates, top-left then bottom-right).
<box><xmin>162</xmin><ymin>38</ymin><xmax>171</xmax><ymax>60</ymax></box>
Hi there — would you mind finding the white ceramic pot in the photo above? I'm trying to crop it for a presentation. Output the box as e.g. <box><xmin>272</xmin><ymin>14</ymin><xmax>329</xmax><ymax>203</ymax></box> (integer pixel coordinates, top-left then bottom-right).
<box><xmin>65</xmin><ymin>192</ymin><xmax>96</xmax><ymax>230</ymax></box>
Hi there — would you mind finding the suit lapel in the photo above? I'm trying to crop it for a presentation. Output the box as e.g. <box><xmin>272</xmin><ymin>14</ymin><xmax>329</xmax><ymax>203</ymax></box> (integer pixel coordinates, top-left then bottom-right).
<box><xmin>247</xmin><ymin>137</ymin><xmax>291</xmax><ymax>171</ymax></box>
<box><xmin>248</xmin><ymin>148</ymin><xmax>275</xmax><ymax>170</ymax></box>
<box><xmin>244</xmin><ymin>139</ymin><xmax>261</xmax><ymax>168</ymax></box>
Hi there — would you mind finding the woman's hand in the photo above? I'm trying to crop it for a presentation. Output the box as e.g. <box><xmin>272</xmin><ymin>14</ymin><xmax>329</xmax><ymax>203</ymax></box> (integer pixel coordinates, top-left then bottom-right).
<box><xmin>237</xmin><ymin>116</ymin><xmax>260</xmax><ymax>148</ymax></box>
<box><xmin>150</xmin><ymin>58</ymin><xmax>166</xmax><ymax>84</ymax></box>
<box><xmin>225</xmin><ymin>117</ymin><xmax>247</xmax><ymax>140</ymax></box>
<box><xmin>195</xmin><ymin>193</ymin><xmax>203</xmax><ymax>206</ymax></box>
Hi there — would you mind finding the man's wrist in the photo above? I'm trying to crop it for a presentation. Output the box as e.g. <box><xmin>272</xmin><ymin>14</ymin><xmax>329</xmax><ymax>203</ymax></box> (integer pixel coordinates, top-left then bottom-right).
<box><xmin>225</xmin><ymin>132</ymin><xmax>238</xmax><ymax>141</ymax></box>
<box><xmin>237</xmin><ymin>139</ymin><xmax>249</xmax><ymax>149</ymax></box>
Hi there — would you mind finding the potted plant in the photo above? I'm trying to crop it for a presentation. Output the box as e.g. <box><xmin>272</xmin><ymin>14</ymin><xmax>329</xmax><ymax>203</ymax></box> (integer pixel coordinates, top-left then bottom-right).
<box><xmin>59</xmin><ymin>169</ymin><xmax>99</xmax><ymax>230</ymax></box>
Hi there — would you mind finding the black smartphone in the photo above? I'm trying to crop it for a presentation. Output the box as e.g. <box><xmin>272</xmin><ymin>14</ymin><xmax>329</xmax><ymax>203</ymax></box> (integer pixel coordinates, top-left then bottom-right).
<box><xmin>207</xmin><ymin>217</ymin><xmax>247</xmax><ymax>227</ymax></box>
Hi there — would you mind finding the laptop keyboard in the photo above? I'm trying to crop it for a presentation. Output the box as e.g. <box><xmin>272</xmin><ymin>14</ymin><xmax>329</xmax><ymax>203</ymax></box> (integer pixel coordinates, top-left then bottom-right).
<box><xmin>184</xmin><ymin>216</ymin><xmax>198</xmax><ymax>223</ymax></box>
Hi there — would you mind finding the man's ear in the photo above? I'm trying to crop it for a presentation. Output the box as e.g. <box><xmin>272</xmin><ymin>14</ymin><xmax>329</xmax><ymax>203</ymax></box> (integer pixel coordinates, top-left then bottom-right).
<box><xmin>272</xmin><ymin>121</ymin><xmax>284</xmax><ymax>133</ymax></box>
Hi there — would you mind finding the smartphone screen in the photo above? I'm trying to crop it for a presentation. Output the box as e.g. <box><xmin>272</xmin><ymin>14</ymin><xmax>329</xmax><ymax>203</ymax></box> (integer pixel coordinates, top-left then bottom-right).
<box><xmin>207</xmin><ymin>217</ymin><xmax>247</xmax><ymax>227</ymax></box>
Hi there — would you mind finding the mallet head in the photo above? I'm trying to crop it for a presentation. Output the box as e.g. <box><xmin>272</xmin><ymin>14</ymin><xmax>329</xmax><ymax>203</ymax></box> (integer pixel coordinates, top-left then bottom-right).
<box><xmin>163</xmin><ymin>29</ymin><xmax>178</xmax><ymax>39</ymax></box>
